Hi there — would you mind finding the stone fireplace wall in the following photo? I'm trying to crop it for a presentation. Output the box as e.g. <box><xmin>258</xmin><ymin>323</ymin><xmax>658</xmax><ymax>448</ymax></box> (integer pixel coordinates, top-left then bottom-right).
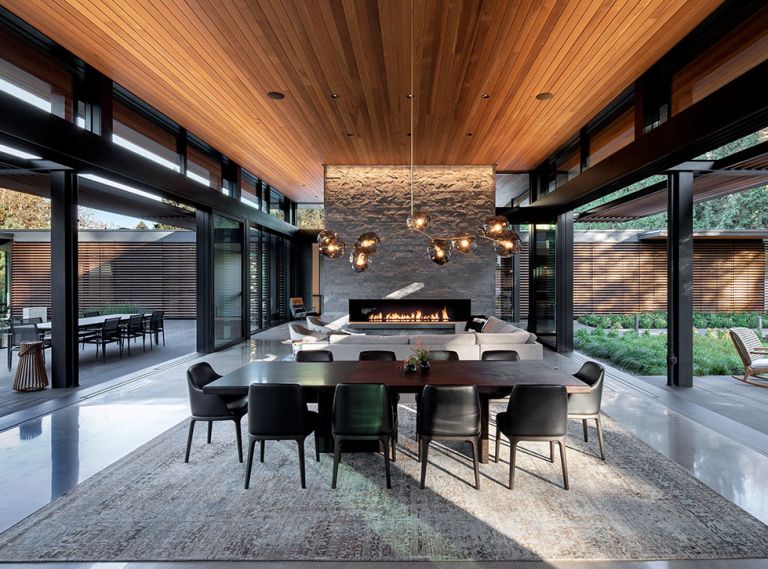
<box><xmin>322</xmin><ymin>165</ymin><xmax>496</xmax><ymax>318</ymax></box>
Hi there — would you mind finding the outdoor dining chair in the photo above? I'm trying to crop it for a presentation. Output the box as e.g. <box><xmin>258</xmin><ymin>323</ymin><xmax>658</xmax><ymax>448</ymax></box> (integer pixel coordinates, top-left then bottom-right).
<box><xmin>729</xmin><ymin>327</ymin><xmax>768</xmax><ymax>387</ymax></box>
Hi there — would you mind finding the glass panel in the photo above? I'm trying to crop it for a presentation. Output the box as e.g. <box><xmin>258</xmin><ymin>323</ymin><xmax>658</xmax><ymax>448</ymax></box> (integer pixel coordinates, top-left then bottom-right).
<box><xmin>213</xmin><ymin>214</ymin><xmax>244</xmax><ymax>347</ymax></box>
<box><xmin>187</xmin><ymin>144</ymin><xmax>222</xmax><ymax>189</ymax></box>
<box><xmin>588</xmin><ymin>107</ymin><xmax>634</xmax><ymax>166</ymax></box>
<box><xmin>672</xmin><ymin>5</ymin><xmax>768</xmax><ymax>115</ymax></box>
<box><xmin>269</xmin><ymin>189</ymin><xmax>286</xmax><ymax>221</ymax></box>
<box><xmin>531</xmin><ymin>224</ymin><xmax>556</xmax><ymax>347</ymax></box>
<box><xmin>113</xmin><ymin>102</ymin><xmax>179</xmax><ymax>171</ymax></box>
<box><xmin>0</xmin><ymin>35</ymin><xmax>72</xmax><ymax>120</ymax></box>
<box><xmin>0</xmin><ymin>247</ymin><xmax>8</xmax><ymax>320</ymax></box>
<box><xmin>241</xmin><ymin>172</ymin><xmax>260</xmax><ymax>209</ymax></box>
<box><xmin>296</xmin><ymin>204</ymin><xmax>324</xmax><ymax>229</ymax></box>
<box><xmin>261</xmin><ymin>230</ymin><xmax>269</xmax><ymax>328</ymax></box>
<box><xmin>248</xmin><ymin>225</ymin><xmax>262</xmax><ymax>335</ymax></box>
<box><xmin>556</xmin><ymin>147</ymin><xmax>580</xmax><ymax>186</ymax></box>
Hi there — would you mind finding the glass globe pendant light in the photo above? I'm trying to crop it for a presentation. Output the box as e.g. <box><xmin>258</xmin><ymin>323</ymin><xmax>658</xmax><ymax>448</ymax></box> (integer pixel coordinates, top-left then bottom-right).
<box><xmin>318</xmin><ymin>229</ymin><xmax>345</xmax><ymax>259</ymax></box>
<box><xmin>482</xmin><ymin>215</ymin><xmax>509</xmax><ymax>238</ymax></box>
<box><xmin>453</xmin><ymin>235</ymin><xmax>477</xmax><ymax>254</ymax></box>
<box><xmin>354</xmin><ymin>231</ymin><xmax>381</xmax><ymax>255</ymax></box>
<box><xmin>350</xmin><ymin>249</ymin><xmax>371</xmax><ymax>272</ymax></box>
<box><xmin>494</xmin><ymin>229</ymin><xmax>521</xmax><ymax>258</ymax></box>
<box><xmin>406</xmin><ymin>210</ymin><xmax>430</xmax><ymax>231</ymax></box>
<box><xmin>428</xmin><ymin>238</ymin><xmax>452</xmax><ymax>265</ymax></box>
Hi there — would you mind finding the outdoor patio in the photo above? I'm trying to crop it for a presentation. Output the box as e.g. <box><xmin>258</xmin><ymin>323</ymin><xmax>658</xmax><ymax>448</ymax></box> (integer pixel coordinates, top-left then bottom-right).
<box><xmin>0</xmin><ymin>319</ymin><xmax>196</xmax><ymax>417</ymax></box>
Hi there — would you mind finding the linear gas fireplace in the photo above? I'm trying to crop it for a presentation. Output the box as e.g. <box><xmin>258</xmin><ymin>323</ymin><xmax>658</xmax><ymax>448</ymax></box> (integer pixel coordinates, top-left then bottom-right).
<box><xmin>348</xmin><ymin>299</ymin><xmax>471</xmax><ymax>330</ymax></box>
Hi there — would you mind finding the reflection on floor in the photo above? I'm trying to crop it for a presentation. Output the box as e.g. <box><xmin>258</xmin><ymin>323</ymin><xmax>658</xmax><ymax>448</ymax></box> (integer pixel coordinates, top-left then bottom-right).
<box><xmin>0</xmin><ymin>319</ymin><xmax>197</xmax><ymax>417</ymax></box>
<box><xmin>0</xmin><ymin>329</ymin><xmax>765</xmax><ymax>568</ymax></box>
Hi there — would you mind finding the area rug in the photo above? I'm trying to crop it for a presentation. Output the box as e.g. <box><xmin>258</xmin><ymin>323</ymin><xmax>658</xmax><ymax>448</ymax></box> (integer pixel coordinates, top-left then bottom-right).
<box><xmin>1</xmin><ymin>406</ymin><xmax>767</xmax><ymax>562</ymax></box>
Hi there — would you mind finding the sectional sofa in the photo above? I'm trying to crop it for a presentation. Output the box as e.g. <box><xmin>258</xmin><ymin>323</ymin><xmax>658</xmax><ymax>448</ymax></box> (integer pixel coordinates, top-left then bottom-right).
<box><xmin>294</xmin><ymin>316</ymin><xmax>543</xmax><ymax>361</ymax></box>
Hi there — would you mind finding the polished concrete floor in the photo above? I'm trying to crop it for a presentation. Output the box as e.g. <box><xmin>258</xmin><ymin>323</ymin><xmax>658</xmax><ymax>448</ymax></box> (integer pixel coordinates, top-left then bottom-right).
<box><xmin>0</xmin><ymin>331</ymin><xmax>766</xmax><ymax>567</ymax></box>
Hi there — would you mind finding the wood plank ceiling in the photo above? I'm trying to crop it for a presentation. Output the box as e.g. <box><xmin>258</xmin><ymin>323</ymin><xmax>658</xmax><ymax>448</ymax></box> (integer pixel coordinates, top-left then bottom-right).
<box><xmin>0</xmin><ymin>0</ymin><xmax>724</xmax><ymax>202</ymax></box>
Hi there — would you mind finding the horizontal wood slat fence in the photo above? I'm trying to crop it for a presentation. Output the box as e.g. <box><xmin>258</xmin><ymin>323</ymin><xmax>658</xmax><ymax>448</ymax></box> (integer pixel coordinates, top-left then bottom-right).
<box><xmin>10</xmin><ymin>241</ymin><xmax>196</xmax><ymax>319</ymax></box>
<box><xmin>497</xmin><ymin>239</ymin><xmax>765</xmax><ymax>320</ymax></box>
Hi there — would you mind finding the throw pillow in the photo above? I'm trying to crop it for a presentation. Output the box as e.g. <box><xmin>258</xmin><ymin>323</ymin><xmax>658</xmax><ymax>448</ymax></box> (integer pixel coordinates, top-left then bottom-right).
<box><xmin>481</xmin><ymin>316</ymin><xmax>508</xmax><ymax>333</ymax></box>
<box><xmin>465</xmin><ymin>315</ymin><xmax>488</xmax><ymax>332</ymax></box>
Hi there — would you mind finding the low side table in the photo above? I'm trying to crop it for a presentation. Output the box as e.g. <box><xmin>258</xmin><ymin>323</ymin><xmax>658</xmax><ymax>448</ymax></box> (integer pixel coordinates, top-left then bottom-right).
<box><xmin>13</xmin><ymin>341</ymin><xmax>49</xmax><ymax>392</ymax></box>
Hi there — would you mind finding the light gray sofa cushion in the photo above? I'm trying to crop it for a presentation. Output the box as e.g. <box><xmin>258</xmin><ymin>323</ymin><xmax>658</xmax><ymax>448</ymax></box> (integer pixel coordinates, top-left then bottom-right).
<box><xmin>329</xmin><ymin>334</ymin><xmax>409</xmax><ymax>345</ymax></box>
<box><xmin>409</xmin><ymin>334</ymin><xmax>477</xmax><ymax>346</ymax></box>
<box><xmin>474</xmin><ymin>331</ymin><xmax>532</xmax><ymax>345</ymax></box>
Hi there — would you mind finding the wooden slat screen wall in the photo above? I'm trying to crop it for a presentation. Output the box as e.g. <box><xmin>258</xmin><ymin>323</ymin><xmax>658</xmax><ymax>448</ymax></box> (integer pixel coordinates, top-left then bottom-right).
<box><xmin>495</xmin><ymin>242</ymin><xmax>529</xmax><ymax>321</ymax></box>
<box><xmin>11</xmin><ymin>241</ymin><xmax>196</xmax><ymax>319</ymax></box>
<box><xmin>692</xmin><ymin>242</ymin><xmax>765</xmax><ymax>313</ymax></box>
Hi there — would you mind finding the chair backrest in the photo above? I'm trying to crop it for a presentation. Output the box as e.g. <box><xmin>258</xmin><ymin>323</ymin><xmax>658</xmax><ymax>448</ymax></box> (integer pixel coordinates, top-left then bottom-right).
<box><xmin>12</xmin><ymin>323</ymin><xmax>39</xmax><ymax>345</ymax></box>
<box><xmin>127</xmin><ymin>314</ymin><xmax>144</xmax><ymax>332</ymax></box>
<box><xmin>729</xmin><ymin>327</ymin><xmax>762</xmax><ymax>366</ymax></box>
<box><xmin>83</xmin><ymin>311</ymin><xmax>100</xmax><ymax>318</ymax></box>
<box><xmin>502</xmin><ymin>384</ymin><xmax>568</xmax><ymax>437</ymax></box>
<box><xmin>574</xmin><ymin>361</ymin><xmax>605</xmax><ymax>387</ymax></box>
<box><xmin>247</xmin><ymin>384</ymin><xmax>311</xmax><ymax>436</ymax></box>
<box><xmin>359</xmin><ymin>350</ymin><xmax>396</xmax><ymax>361</ymax></box>
<box><xmin>569</xmin><ymin>361</ymin><xmax>605</xmax><ymax>415</ymax></box>
<box><xmin>102</xmin><ymin>317</ymin><xmax>122</xmax><ymax>335</ymax></box>
<box><xmin>186</xmin><ymin>363</ymin><xmax>229</xmax><ymax>417</ymax></box>
<box><xmin>289</xmin><ymin>322</ymin><xmax>325</xmax><ymax>341</ymax></box>
<box><xmin>332</xmin><ymin>383</ymin><xmax>393</xmax><ymax>436</ymax></box>
<box><xmin>21</xmin><ymin>317</ymin><xmax>42</xmax><ymax>324</ymax></box>
<box><xmin>429</xmin><ymin>350</ymin><xmax>459</xmax><ymax>361</ymax></box>
<box><xmin>150</xmin><ymin>311</ymin><xmax>164</xmax><ymax>328</ymax></box>
<box><xmin>482</xmin><ymin>350</ymin><xmax>520</xmax><ymax>361</ymax></box>
<box><xmin>289</xmin><ymin>297</ymin><xmax>305</xmax><ymax>317</ymax></box>
<box><xmin>418</xmin><ymin>385</ymin><xmax>481</xmax><ymax>437</ymax></box>
<box><xmin>306</xmin><ymin>315</ymin><xmax>332</xmax><ymax>333</ymax></box>
<box><xmin>296</xmin><ymin>350</ymin><xmax>333</xmax><ymax>362</ymax></box>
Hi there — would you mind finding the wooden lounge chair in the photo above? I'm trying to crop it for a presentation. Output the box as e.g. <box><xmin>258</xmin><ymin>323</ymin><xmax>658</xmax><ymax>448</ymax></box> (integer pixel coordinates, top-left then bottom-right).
<box><xmin>728</xmin><ymin>327</ymin><xmax>768</xmax><ymax>388</ymax></box>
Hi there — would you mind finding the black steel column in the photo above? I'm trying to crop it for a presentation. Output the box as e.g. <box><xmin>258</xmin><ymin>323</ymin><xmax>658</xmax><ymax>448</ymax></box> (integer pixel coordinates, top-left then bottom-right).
<box><xmin>512</xmin><ymin>224</ymin><xmax>521</xmax><ymax>323</ymax></box>
<box><xmin>555</xmin><ymin>211</ymin><xmax>574</xmax><ymax>353</ymax></box>
<box><xmin>50</xmin><ymin>171</ymin><xmax>78</xmax><ymax>388</ymax></box>
<box><xmin>196</xmin><ymin>209</ymin><xmax>213</xmax><ymax>353</ymax></box>
<box><xmin>667</xmin><ymin>171</ymin><xmax>694</xmax><ymax>388</ymax></box>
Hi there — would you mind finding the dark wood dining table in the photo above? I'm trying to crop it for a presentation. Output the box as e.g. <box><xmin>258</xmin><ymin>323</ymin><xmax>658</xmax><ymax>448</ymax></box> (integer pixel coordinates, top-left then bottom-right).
<box><xmin>204</xmin><ymin>360</ymin><xmax>590</xmax><ymax>463</ymax></box>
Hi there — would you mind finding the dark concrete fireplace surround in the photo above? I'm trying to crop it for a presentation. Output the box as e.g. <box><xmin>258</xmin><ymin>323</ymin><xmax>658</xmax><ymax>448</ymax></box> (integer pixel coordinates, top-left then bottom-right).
<box><xmin>322</xmin><ymin>165</ymin><xmax>496</xmax><ymax>319</ymax></box>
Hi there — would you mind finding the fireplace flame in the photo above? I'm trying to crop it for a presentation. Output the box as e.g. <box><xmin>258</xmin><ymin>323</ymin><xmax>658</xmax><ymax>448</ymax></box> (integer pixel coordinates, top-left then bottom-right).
<box><xmin>367</xmin><ymin>306</ymin><xmax>451</xmax><ymax>322</ymax></box>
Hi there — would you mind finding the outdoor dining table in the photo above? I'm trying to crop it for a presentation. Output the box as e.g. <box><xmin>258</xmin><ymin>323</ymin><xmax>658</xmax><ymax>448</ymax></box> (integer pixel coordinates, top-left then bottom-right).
<box><xmin>203</xmin><ymin>360</ymin><xmax>590</xmax><ymax>463</ymax></box>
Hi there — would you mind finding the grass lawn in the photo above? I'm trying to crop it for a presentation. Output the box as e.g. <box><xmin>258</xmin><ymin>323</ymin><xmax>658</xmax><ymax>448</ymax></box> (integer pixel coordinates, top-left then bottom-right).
<box><xmin>577</xmin><ymin>311</ymin><xmax>766</xmax><ymax>330</ymax></box>
<box><xmin>574</xmin><ymin>328</ymin><xmax>744</xmax><ymax>376</ymax></box>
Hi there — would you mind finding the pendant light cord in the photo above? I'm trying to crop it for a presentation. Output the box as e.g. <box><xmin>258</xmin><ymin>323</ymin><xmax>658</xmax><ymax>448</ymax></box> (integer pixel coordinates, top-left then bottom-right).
<box><xmin>409</xmin><ymin>0</ymin><xmax>414</xmax><ymax>216</ymax></box>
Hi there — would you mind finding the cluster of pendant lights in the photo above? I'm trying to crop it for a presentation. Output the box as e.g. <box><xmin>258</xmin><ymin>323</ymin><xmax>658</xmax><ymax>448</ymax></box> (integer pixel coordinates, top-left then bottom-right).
<box><xmin>318</xmin><ymin>214</ymin><xmax>521</xmax><ymax>272</ymax></box>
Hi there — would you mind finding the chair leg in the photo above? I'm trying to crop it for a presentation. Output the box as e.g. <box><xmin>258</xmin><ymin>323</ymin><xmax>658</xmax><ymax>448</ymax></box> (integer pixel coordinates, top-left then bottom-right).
<box><xmin>259</xmin><ymin>440</ymin><xmax>265</xmax><ymax>463</ymax></box>
<box><xmin>207</xmin><ymin>421</ymin><xmax>213</xmax><ymax>444</ymax></box>
<box><xmin>419</xmin><ymin>437</ymin><xmax>430</xmax><ymax>489</ymax></box>
<box><xmin>559</xmin><ymin>439</ymin><xmax>570</xmax><ymax>490</ymax></box>
<box><xmin>244</xmin><ymin>437</ymin><xmax>256</xmax><ymax>489</ymax></box>
<box><xmin>417</xmin><ymin>434</ymin><xmax>421</xmax><ymax>462</ymax></box>
<box><xmin>469</xmin><ymin>437</ymin><xmax>480</xmax><ymax>490</ymax></box>
<box><xmin>582</xmin><ymin>419</ymin><xmax>589</xmax><ymax>442</ymax></box>
<box><xmin>331</xmin><ymin>439</ymin><xmax>342</xmax><ymax>489</ymax></box>
<box><xmin>508</xmin><ymin>440</ymin><xmax>518</xmax><ymax>490</ymax></box>
<box><xmin>391</xmin><ymin>433</ymin><xmax>396</xmax><ymax>462</ymax></box>
<box><xmin>297</xmin><ymin>439</ymin><xmax>307</xmax><ymax>489</ymax></box>
<box><xmin>595</xmin><ymin>416</ymin><xmax>606</xmax><ymax>461</ymax></box>
<box><xmin>549</xmin><ymin>441</ymin><xmax>555</xmax><ymax>463</ymax></box>
<box><xmin>494</xmin><ymin>425</ymin><xmax>501</xmax><ymax>463</ymax></box>
<box><xmin>382</xmin><ymin>436</ymin><xmax>391</xmax><ymax>489</ymax></box>
<box><xmin>314</xmin><ymin>431</ymin><xmax>320</xmax><ymax>462</ymax></box>
<box><xmin>234</xmin><ymin>418</ymin><xmax>243</xmax><ymax>463</ymax></box>
<box><xmin>184</xmin><ymin>419</ymin><xmax>196</xmax><ymax>463</ymax></box>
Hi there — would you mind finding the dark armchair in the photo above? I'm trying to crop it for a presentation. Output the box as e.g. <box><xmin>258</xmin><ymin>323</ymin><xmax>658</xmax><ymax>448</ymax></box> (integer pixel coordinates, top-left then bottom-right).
<box><xmin>296</xmin><ymin>350</ymin><xmax>333</xmax><ymax>362</ymax></box>
<box><xmin>568</xmin><ymin>361</ymin><xmax>606</xmax><ymax>460</ymax></box>
<box><xmin>495</xmin><ymin>384</ymin><xmax>569</xmax><ymax>490</ymax></box>
<box><xmin>184</xmin><ymin>362</ymin><xmax>247</xmax><ymax>463</ymax></box>
<box><xmin>418</xmin><ymin>385</ymin><xmax>482</xmax><ymax>489</ymax></box>
<box><xmin>331</xmin><ymin>383</ymin><xmax>397</xmax><ymax>488</ymax></box>
<box><xmin>244</xmin><ymin>384</ymin><xmax>319</xmax><ymax>489</ymax></box>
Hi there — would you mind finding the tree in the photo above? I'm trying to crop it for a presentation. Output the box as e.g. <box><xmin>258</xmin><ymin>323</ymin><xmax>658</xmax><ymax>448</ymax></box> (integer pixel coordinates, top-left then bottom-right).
<box><xmin>0</xmin><ymin>188</ymin><xmax>50</xmax><ymax>229</ymax></box>
<box><xmin>297</xmin><ymin>207</ymin><xmax>325</xmax><ymax>229</ymax></box>
<box><xmin>135</xmin><ymin>221</ymin><xmax>149</xmax><ymax>229</ymax></box>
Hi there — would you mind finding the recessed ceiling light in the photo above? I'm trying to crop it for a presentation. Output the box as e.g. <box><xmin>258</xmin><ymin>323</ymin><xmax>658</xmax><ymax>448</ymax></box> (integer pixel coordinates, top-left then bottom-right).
<box><xmin>346</xmin><ymin>132</ymin><xmax>354</xmax><ymax>137</ymax></box>
<box><xmin>535</xmin><ymin>92</ymin><xmax>554</xmax><ymax>101</ymax></box>
<box><xmin>267</xmin><ymin>91</ymin><xmax>285</xmax><ymax>100</ymax></box>
<box><xmin>481</xmin><ymin>94</ymin><xmax>490</xmax><ymax>99</ymax></box>
<box><xmin>330</xmin><ymin>93</ymin><xmax>340</xmax><ymax>99</ymax></box>
<box><xmin>466</xmin><ymin>133</ymin><xmax>473</xmax><ymax>137</ymax></box>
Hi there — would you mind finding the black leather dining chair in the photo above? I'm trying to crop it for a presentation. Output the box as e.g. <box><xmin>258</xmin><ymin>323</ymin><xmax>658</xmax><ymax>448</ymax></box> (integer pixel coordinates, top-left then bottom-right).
<box><xmin>418</xmin><ymin>385</ymin><xmax>482</xmax><ymax>489</ymax></box>
<box><xmin>331</xmin><ymin>383</ymin><xmax>396</xmax><ymax>489</ymax></box>
<box><xmin>482</xmin><ymin>350</ymin><xmax>520</xmax><ymax>399</ymax></box>
<box><xmin>428</xmin><ymin>350</ymin><xmax>459</xmax><ymax>361</ymax></box>
<box><xmin>358</xmin><ymin>350</ymin><xmax>396</xmax><ymax>361</ymax></box>
<box><xmin>568</xmin><ymin>361</ymin><xmax>606</xmax><ymax>461</ymax></box>
<box><xmin>296</xmin><ymin>350</ymin><xmax>333</xmax><ymax>362</ymax></box>
<box><xmin>184</xmin><ymin>362</ymin><xmax>247</xmax><ymax>463</ymax></box>
<box><xmin>244</xmin><ymin>384</ymin><xmax>319</xmax><ymax>489</ymax></box>
<box><xmin>495</xmin><ymin>384</ymin><xmax>569</xmax><ymax>490</ymax></box>
<box><xmin>120</xmin><ymin>314</ymin><xmax>146</xmax><ymax>355</ymax></box>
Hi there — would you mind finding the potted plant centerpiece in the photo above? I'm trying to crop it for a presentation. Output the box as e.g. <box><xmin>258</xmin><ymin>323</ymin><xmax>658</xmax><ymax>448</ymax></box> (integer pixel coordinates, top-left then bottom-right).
<box><xmin>403</xmin><ymin>338</ymin><xmax>431</xmax><ymax>374</ymax></box>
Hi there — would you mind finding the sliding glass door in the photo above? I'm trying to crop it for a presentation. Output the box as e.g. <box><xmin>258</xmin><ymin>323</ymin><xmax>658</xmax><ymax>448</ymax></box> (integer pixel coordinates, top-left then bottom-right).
<box><xmin>213</xmin><ymin>214</ymin><xmax>244</xmax><ymax>348</ymax></box>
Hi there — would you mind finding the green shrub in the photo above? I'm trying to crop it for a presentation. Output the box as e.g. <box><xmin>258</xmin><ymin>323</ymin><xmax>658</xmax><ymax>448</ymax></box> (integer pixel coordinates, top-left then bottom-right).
<box><xmin>577</xmin><ymin>311</ymin><xmax>766</xmax><ymax>330</ymax></box>
<box><xmin>80</xmin><ymin>304</ymin><xmax>140</xmax><ymax>316</ymax></box>
<box><xmin>574</xmin><ymin>328</ymin><xmax>745</xmax><ymax>376</ymax></box>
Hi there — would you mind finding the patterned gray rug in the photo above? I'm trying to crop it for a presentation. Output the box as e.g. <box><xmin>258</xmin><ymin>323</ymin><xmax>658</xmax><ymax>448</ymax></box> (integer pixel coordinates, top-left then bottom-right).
<box><xmin>1</xmin><ymin>405</ymin><xmax>767</xmax><ymax>562</ymax></box>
